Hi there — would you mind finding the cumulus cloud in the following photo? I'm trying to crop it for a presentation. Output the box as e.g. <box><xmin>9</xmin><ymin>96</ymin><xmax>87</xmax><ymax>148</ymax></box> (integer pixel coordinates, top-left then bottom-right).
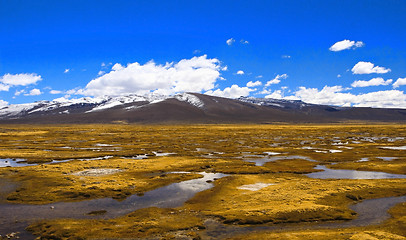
<box><xmin>351</xmin><ymin>77</ymin><xmax>393</xmax><ymax>88</ymax></box>
<box><xmin>240</xmin><ymin>39</ymin><xmax>249</xmax><ymax>44</ymax></box>
<box><xmin>393</xmin><ymin>78</ymin><xmax>406</xmax><ymax>88</ymax></box>
<box><xmin>98</xmin><ymin>71</ymin><xmax>105</xmax><ymax>76</ymax></box>
<box><xmin>351</xmin><ymin>61</ymin><xmax>391</xmax><ymax>74</ymax></box>
<box><xmin>265</xmin><ymin>90</ymin><xmax>283</xmax><ymax>99</ymax></box>
<box><xmin>24</xmin><ymin>88</ymin><xmax>42</xmax><ymax>96</ymax></box>
<box><xmin>0</xmin><ymin>73</ymin><xmax>42</xmax><ymax>86</ymax></box>
<box><xmin>265</xmin><ymin>74</ymin><xmax>288</xmax><ymax>86</ymax></box>
<box><xmin>287</xmin><ymin>85</ymin><xmax>406</xmax><ymax>108</ymax></box>
<box><xmin>0</xmin><ymin>84</ymin><xmax>10</xmax><ymax>91</ymax></box>
<box><xmin>50</xmin><ymin>90</ymin><xmax>63</xmax><ymax>94</ymax></box>
<box><xmin>14</xmin><ymin>89</ymin><xmax>25</xmax><ymax>96</ymax></box>
<box><xmin>246</xmin><ymin>81</ymin><xmax>262</xmax><ymax>87</ymax></box>
<box><xmin>64</xmin><ymin>69</ymin><xmax>70</xmax><ymax>73</ymax></box>
<box><xmin>0</xmin><ymin>100</ymin><xmax>8</xmax><ymax>107</ymax></box>
<box><xmin>226</xmin><ymin>38</ymin><xmax>235</xmax><ymax>46</ymax></box>
<box><xmin>236</xmin><ymin>70</ymin><xmax>245</xmax><ymax>75</ymax></box>
<box><xmin>329</xmin><ymin>40</ymin><xmax>365</xmax><ymax>52</ymax></box>
<box><xmin>205</xmin><ymin>84</ymin><xmax>254</xmax><ymax>98</ymax></box>
<box><xmin>78</xmin><ymin>55</ymin><xmax>223</xmax><ymax>97</ymax></box>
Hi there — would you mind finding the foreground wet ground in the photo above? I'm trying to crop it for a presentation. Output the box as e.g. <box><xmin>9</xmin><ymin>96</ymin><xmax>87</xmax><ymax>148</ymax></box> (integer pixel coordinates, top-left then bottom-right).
<box><xmin>0</xmin><ymin>124</ymin><xmax>405</xmax><ymax>239</ymax></box>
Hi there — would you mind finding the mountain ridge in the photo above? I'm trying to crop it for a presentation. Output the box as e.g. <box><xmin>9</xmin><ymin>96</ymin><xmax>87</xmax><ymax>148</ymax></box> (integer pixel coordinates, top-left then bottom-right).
<box><xmin>0</xmin><ymin>93</ymin><xmax>405</xmax><ymax>124</ymax></box>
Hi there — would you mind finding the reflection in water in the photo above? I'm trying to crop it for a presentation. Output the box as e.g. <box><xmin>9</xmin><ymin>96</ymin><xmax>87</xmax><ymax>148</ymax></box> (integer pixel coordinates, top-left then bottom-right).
<box><xmin>0</xmin><ymin>172</ymin><xmax>226</xmax><ymax>238</ymax></box>
<box><xmin>0</xmin><ymin>158</ymin><xmax>36</xmax><ymax>167</ymax></box>
<box><xmin>380</xmin><ymin>146</ymin><xmax>406</xmax><ymax>150</ymax></box>
<box><xmin>377</xmin><ymin>157</ymin><xmax>397</xmax><ymax>161</ymax></box>
<box><xmin>244</xmin><ymin>155</ymin><xmax>317</xmax><ymax>166</ymax></box>
<box><xmin>201</xmin><ymin>195</ymin><xmax>406</xmax><ymax>239</ymax></box>
<box><xmin>306</xmin><ymin>165</ymin><xmax>406</xmax><ymax>179</ymax></box>
<box><xmin>0</xmin><ymin>156</ymin><xmax>114</xmax><ymax>168</ymax></box>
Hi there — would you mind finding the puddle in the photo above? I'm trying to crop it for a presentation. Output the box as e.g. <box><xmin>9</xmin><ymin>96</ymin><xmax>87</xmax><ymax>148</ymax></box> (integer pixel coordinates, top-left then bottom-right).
<box><xmin>306</xmin><ymin>165</ymin><xmax>406</xmax><ymax>179</ymax></box>
<box><xmin>244</xmin><ymin>155</ymin><xmax>317</xmax><ymax>167</ymax></box>
<box><xmin>326</xmin><ymin>195</ymin><xmax>406</xmax><ymax>227</ymax></box>
<box><xmin>377</xmin><ymin>157</ymin><xmax>397</xmax><ymax>161</ymax></box>
<box><xmin>123</xmin><ymin>154</ymin><xmax>149</xmax><ymax>159</ymax></box>
<box><xmin>94</xmin><ymin>143</ymin><xmax>114</xmax><ymax>147</ymax></box>
<box><xmin>0</xmin><ymin>158</ymin><xmax>37</xmax><ymax>167</ymax></box>
<box><xmin>0</xmin><ymin>172</ymin><xmax>226</xmax><ymax>238</ymax></box>
<box><xmin>0</xmin><ymin>156</ymin><xmax>115</xmax><ymax>168</ymax></box>
<box><xmin>357</xmin><ymin>157</ymin><xmax>369</xmax><ymax>162</ymax></box>
<box><xmin>380</xmin><ymin>146</ymin><xmax>406</xmax><ymax>150</ymax></box>
<box><xmin>263</xmin><ymin>152</ymin><xmax>281</xmax><ymax>156</ymax></box>
<box><xmin>152</xmin><ymin>151</ymin><xmax>175</xmax><ymax>157</ymax></box>
<box><xmin>200</xmin><ymin>195</ymin><xmax>406</xmax><ymax>239</ymax></box>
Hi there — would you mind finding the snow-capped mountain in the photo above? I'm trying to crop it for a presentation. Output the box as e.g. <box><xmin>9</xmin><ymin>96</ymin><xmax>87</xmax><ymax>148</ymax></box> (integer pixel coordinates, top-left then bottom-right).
<box><xmin>0</xmin><ymin>93</ymin><xmax>204</xmax><ymax>120</ymax></box>
<box><xmin>0</xmin><ymin>93</ymin><xmax>405</xmax><ymax>124</ymax></box>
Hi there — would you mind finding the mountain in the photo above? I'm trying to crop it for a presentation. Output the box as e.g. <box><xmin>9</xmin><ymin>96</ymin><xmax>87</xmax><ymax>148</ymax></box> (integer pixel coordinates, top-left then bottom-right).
<box><xmin>0</xmin><ymin>93</ymin><xmax>405</xmax><ymax>124</ymax></box>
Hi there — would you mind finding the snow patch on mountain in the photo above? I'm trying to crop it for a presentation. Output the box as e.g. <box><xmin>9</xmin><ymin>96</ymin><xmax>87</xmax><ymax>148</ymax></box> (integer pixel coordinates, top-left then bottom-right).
<box><xmin>238</xmin><ymin>96</ymin><xmax>310</xmax><ymax>109</ymax></box>
<box><xmin>175</xmin><ymin>93</ymin><xmax>204</xmax><ymax>108</ymax></box>
<box><xmin>87</xmin><ymin>94</ymin><xmax>168</xmax><ymax>112</ymax></box>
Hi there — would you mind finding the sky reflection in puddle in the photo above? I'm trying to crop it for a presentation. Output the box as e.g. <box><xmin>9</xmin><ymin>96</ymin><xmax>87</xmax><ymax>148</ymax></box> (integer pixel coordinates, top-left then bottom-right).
<box><xmin>306</xmin><ymin>165</ymin><xmax>406</xmax><ymax>179</ymax></box>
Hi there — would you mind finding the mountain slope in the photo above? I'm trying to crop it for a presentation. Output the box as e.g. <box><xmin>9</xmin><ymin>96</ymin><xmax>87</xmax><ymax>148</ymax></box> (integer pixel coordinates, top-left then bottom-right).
<box><xmin>0</xmin><ymin>93</ymin><xmax>405</xmax><ymax>124</ymax></box>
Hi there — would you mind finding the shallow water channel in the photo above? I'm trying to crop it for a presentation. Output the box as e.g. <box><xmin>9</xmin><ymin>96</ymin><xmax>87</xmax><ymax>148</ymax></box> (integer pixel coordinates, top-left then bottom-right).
<box><xmin>0</xmin><ymin>172</ymin><xmax>225</xmax><ymax>239</ymax></box>
<box><xmin>201</xmin><ymin>195</ymin><xmax>406</xmax><ymax>239</ymax></box>
<box><xmin>1</xmin><ymin>163</ymin><xmax>406</xmax><ymax>239</ymax></box>
<box><xmin>243</xmin><ymin>155</ymin><xmax>317</xmax><ymax>166</ymax></box>
<box><xmin>306</xmin><ymin>165</ymin><xmax>406</xmax><ymax>179</ymax></box>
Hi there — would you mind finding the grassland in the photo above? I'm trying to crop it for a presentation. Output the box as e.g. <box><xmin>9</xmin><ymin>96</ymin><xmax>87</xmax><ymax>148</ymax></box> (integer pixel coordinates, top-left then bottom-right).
<box><xmin>0</xmin><ymin>124</ymin><xmax>405</xmax><ymax>239</ymax></box>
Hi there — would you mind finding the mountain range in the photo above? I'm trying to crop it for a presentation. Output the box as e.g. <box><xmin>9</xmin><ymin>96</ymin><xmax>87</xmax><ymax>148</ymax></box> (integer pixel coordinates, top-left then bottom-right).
<box><xmin>0</xmin><ymin>93</ymin><xmax>405</xmax><ymax>124</ymax></box>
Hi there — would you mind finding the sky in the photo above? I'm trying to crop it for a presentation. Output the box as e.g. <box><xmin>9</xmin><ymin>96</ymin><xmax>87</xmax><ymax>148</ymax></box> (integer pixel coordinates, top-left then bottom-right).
<box><xmin>1</xmin><ymin>0</ymin><xmax>406</xmax><ymax>108</ymax></box>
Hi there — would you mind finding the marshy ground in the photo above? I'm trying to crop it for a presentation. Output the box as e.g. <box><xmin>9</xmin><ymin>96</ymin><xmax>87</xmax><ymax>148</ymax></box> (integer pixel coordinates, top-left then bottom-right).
<box><xmin>0</xmin><ymin>124</ymin><xmax>405</xmax><ymax>239</ymax></box>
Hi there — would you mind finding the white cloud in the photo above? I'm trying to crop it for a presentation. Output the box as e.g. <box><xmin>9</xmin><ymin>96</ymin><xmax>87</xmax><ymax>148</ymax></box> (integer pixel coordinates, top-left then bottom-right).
<box><xmin>205</xmin><ymin>84</ymin><xmax>254</xmax><ymax>98</ymax></box>
<box><xmin>240</xmin><ymin>39</ymin><xmax>249</xmax><ymax>44</ymax></box>
<box><xmin>281</xmin><ymin>55</ymin><xmax>291</xmax><ymax>59</ymax></box>
<box><xmin>265</xmin><ymin>90</ymin><xmax>283</xmax><ymax>99</ymax></box>
<box><xmin>78</xmin><ymin>55</ymin><xmax>223</xmax><ymax>97</ymax></box>
<box><xmin>50</xmin><ymin>90</ymin><xmax>62</xmax><ymax>94</ymax></box>
<box><xmin>265</xmin><ymin>74</ymin><xmax>288</xmax><ymax>86</ymax></box>
<box><xmin>222</xmin><ymin>66</ymin><xmax>228</xmax><ymax>71</ymax></box>
<box><xmin>351</xmin><ymin>61</ymin><xmax>391</xmax><ymax>74</ymax></box>
<box><xmin>236</xmin><ymin>70</ymin><xmax>245</xmax><ymax>75</ymax></box>
<box><xmin>193</xmin><ymin>49</ymin><xmax>201</xmax><ymax>54</ymax></box>
<box><xmin>337</xmin><ymin>74</ymin><xmax>341</xmax><ymax>78</ymax></box>
<box><xmin>0</xmin><ymin>100</ymin><xmax>8</xmax><ymax>107</ymax></box>
<box><xmin>98</xmin><ymin>70</ymin><xmax>105</xmax><ymax>76</ymax></box>
<box><xmin>226</xmin><ymin>38</ymin><xmax>235</xmax><ymax>46</ymax></box>
<box><xmin>0</xmin><ymin>84</ymin><xmax>10</xmax><ymax>91</ymax></box>
<box><xmin>0</xmin><ymin>100</ymin><xmax>8</xmax><ymax>108</ymax></box>
<box><xmin>286</xmin><ymin>85</ymin><xmax>406</xmax><ymax>108</ymax></box>
<box><xmin>259</xmin><ymin>89</ymin><xmax>271</xmax><ymax>94</ymax></box>
<box><xmin>64</xmin><ymin>69</ymin><xmax>70</xmax><ymax>73</ymax></box>
<box><xmin>329</xmin><ymin>40</ymin><xmax>365</xmax><ymax>52</ymax></box>
<box><xmin>14</xmin><ymin>89</ymin><xmax>25</xmax><ymax>96</ymax></box>
<box><xmin>101</xmin><ymin>62</ymin><xmax>106</xmax><ymax>67</ymax></box>
<box><xmin>351</xmin><ymin>77</ymin><xmax>393</xmax><ymax>88</ymax></box>
<box><xmin>24</xmin><ymin>88</ymin><xmax>42</xmax><ymax>96</ymax></box>
<box><xmin>393</xmin><ymin>78</ymin><xmax>406</xmax><ymax>88</ymax></box>
<box><xmin>256</xmin><ymin>75</ymin><xmax>263</xmax><ymax>78</ymax></box>
<box><xmin>246</xmin><ymin>81</ymin><xmax>262</xmax><ymax>87</ymax></box>
<box><xmin>0</xmin><ymin>73</ymin><xmax>42</xmax><ymax>86</ymax></box>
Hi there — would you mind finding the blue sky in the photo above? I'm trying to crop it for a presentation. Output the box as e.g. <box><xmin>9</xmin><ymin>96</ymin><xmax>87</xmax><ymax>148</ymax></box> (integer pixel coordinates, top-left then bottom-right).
<box><xmin>1</xmin><ymin>0</ymin><xmax>406</xmax><ymax>108</ymax></box>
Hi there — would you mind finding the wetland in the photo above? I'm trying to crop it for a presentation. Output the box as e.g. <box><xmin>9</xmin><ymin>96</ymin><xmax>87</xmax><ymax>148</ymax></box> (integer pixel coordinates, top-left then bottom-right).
<box><xmin>0</xmin><ymin>124</ymin><xmax>405</xmax><ymax>239</ymax></box>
